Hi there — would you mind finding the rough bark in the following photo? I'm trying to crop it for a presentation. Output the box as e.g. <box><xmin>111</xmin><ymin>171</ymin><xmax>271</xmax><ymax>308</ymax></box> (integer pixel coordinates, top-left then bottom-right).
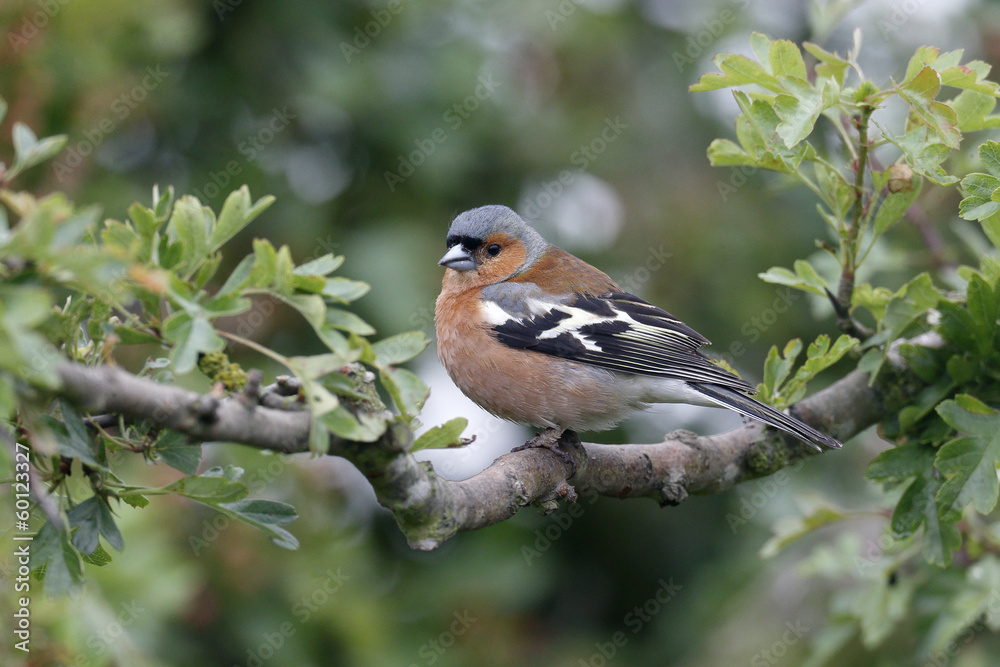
<box><xmin>53</xmin><ymin>337</ymin><xmax>928</xmax><ymax>550</ymax></box>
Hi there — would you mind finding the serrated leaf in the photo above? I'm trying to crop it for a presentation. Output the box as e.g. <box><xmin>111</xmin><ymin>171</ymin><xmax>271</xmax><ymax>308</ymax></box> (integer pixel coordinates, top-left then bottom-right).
<box><xmin>880</xmin><ymin>124</ymin><xmax>958</xmax><ymax>186</ymax></box>
<box><xmin>774</xmin><ymin>77</ymin><xmax>824</xmax><ymax>147</ymax></box>
<box><xmin>891</xmin><ymin>473</ymin><xmax>961</xmax><ymax>566</ymax></box>
<box><xmin>162</xmin><ymin>313</ymin><xmax>225</xmax><ymax>374</ymax></box>
<box><xmin>50</xmin><ymin>402</ymin><xmax>103</xmax><ymax>469</ymax></box>
<box><xmin>412</xmin><ymin>417</ymin><xmax>469</xmax><ymax>452</ymax></box>
<box><xmin>31</xmin><ymin>521</ymin><xmax>83</xmax><ymax>597</ymax></box>
<box><xmin>120</xmin><ymin>492</ymin><xmax>149</xmax><ymax>509</ymax></box>
<box><xmin>153</xmin><ymin>431</ymin><xmax>202</xmax><ymax>475</ymax></box>
<box><xmin>215</xmin><ymin>498</ymin><xmax>299</xmax><ymax>550</ymax></box>
<box><xmin>934</xmin><ymin>398</ymin><xmax>1000</xmax><ymax>516</ymax></box>
<box><xmin>66</xmin><ymin>496</ymin><xmax>124</xmax><ymax>554</ymax></box>
<box><xmin>866</xmin><ymin>444</ymin><xmax>934</xmax><ymax>483</ymax></box>
<box><xmin>82</xmin><ymin>543</ymin><xmax>113</xmax><ymax>567</ymax></box>
<box><xmin>690</xmin><ymin>52</ymin><xmax>783</xmax><ymax>93</ymax></box>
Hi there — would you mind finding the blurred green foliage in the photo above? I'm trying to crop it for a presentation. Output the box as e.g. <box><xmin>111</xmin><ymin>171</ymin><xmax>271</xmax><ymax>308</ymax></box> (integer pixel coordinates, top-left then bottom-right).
<box><xmin>5</xmin><ymin>1</ymin><xmax>1000</xmax><ymax>666</ymax></box>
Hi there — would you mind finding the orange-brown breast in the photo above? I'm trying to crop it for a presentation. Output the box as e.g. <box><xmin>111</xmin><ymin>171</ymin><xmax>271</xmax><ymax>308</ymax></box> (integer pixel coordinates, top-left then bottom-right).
<box><xmin>435</xmin><ymin>276</ymin><xmax>639</xmax><ymax>430</ymax></box>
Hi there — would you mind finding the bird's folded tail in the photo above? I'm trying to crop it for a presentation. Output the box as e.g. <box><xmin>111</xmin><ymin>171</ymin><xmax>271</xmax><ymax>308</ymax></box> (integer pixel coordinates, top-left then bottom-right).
<box><xmin>688</xmin><ymin>382</ymin><xmax>842</xmax><ymax>451</ymax></box>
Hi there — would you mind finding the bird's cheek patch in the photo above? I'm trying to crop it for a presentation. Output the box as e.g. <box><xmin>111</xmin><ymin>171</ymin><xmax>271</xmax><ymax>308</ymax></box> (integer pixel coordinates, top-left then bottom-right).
<box><xmin>478</xmin><ymin>234</ymin><xmax>527</xmax><ymax>281</ymax></box>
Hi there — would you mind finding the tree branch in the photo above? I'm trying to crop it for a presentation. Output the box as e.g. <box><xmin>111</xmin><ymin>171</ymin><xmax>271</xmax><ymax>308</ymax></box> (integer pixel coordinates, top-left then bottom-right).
<box><xmin>52</xmin><ymin>337</ymin><xmax>932</xmax><ymax>550</ymax></box>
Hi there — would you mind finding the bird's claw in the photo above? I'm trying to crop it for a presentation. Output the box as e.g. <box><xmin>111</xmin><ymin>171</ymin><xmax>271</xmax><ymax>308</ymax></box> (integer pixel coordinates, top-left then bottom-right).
<box><xmin>511</xmin><ymin>428</ymin><xmax>578</xmax><ymax>478</ymax></box>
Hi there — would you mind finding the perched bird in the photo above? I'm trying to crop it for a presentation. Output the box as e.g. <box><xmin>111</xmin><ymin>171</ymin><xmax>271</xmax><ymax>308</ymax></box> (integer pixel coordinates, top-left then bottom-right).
<box><xmin>434</xmin><ymin>205</ymin><xmax>841</xmax><ymax>453</ymax></box>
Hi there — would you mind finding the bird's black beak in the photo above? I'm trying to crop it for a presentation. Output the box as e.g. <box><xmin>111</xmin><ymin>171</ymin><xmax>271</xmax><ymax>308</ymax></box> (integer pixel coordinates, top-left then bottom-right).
<box><xmin>438</xmin><ymin>244</ymin><xmax>476</xmax><ymax>271</ymax></box>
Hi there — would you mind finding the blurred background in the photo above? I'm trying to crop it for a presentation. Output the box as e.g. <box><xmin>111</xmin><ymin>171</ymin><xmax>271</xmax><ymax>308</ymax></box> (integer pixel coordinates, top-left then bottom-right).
<box><xmin>2</xmin><ymin>0</ymin><xmax>999</xmax><ymax>665</ymax></box>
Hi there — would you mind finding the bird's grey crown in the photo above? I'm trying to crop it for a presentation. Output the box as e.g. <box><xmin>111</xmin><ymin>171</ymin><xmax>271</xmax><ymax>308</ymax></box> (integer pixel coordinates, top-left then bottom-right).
<box><xmin>447</xmin><ymin>205</ymin><xmax>550</xmax><ymax>277</ymax></box>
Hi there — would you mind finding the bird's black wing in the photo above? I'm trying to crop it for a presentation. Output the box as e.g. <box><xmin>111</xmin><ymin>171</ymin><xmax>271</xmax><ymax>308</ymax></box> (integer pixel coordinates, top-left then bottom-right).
<box><xmin>481</xmin><ymin>286</ymin><xmax>754</xmax><ymax>393</ymax></box>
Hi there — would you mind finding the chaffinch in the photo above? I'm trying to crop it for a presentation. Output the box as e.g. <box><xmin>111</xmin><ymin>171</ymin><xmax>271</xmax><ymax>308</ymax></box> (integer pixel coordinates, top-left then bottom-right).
<box><xmin>434</xmin><ymin>205</ymin><xmax>841</xmax><ymax>452</ymax></box>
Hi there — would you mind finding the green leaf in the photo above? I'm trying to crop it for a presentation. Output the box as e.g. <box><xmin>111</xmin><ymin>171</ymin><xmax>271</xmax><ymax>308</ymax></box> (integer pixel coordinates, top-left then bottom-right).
<box><xmin>881</xmin><ymin>124</ymin><xmax>958</xmax><ymax>186</ymax></box>
<box><xmin>113</xmin><ymin>325</ymin><xmax>161</xmax><ymax>345</ymax></box>
<box><xmin>758</xmin><ymin>259</ymin><xmax>827</xmax><ymax>295</ymax></box>
<box><xmin>66</xmin><ymin>496</ymin><xmax>125</xmax><ymax>554</ymax></box>
<box><xmin>292</xmin><ymin>274</ymin><xmax>327</xmax><ymax>293</ymax></box>
<box><xmin>211</xmin><ymin>187</ymin><xmax>274</xmax><ymax>251</ymax></box>
<box><xmin>128</xmin><ymin>201</ymin><xmax>160</xmax><ymax>239</ymax></box>
<box><xmin>163</xmin><ymin>473</ymin><xmax>248</xmax><ymax>503</ymax></box>
<box><xmin>690</xmin><ymin>52</ymin><xmax>784</xmax><ymax>94</ymax></box>
<box><xmin>934</xmin><ymin>397</ymin><xmax>1000</xmax><ymax>516</ymax></box>
<box><xmin>293</xmin><ymin>253</ymin><xmax>344</xmax><ymax>276</ymax></box>
<box><xmin>370</xmin><ymin>332</ymin><xmax>429</xmax><ymax>366</ymax></box>
<box><xmin>760</xmin><ymin>496</ymin><xmax>846</xmax><ymax>558</ymax></box>
<box><xmin>167</xmin><ymin>195</ymin><xmax>212</xmax><ymax>276</ymax></box>
<box><xmin>31</xmin><ymin>521</ymin><xmax>83</xmax><ymax>597</ymax></box>
<box><xmin>412</xmin><ymin>417</ymin><xmax>469</xmax><ymax>452</ymax></box>
<box><xmin>852</xmin><ymin>284</ymin><xmax>893</xmax><ymax>321</ymax></box>
<box><xmin>8</xmin><ymin>123</ymin><xmax>67</xmax><ymax>179</ymax></box>
<box><xmin>215</xmin><ymin>498</ymin><xmax>299</xmax><ymax>550</ymax></box>
<box><xmin>120</xmin><ymin>492</ymin><xmax>150</xmax><ymax>509</ymax></box>
<box><xmin>380</xmin><ymin>366</ymin><xmax>429</xmax><ymax>419</ymax></box>
<box><xmin>322</xmin><ymin>277</ymin><xmax>371</xmax><ymax>304</ymax></box>
<box><xmin>892</xmin><ymin>474</ymin><xmax>961</xmax><ymax>566</ymax></box>
<box><xmin>773</xmin><ymin>77</ymin><xmax>825</xmax><ymax>148</ymax></box>
<box><xmin>216</xmin><ymin>254</ymin><xmax>256</xmax><ymax>297</ymax></box>
<box><xmin>866</xmin><ymin>444</ymin><xmax>934</xmax><ymax>483</ymax></box>
<box><xmin>326</xmin><ymin>307</ymin><xmax>375</xmax><ymax>335</ymax></box>
<box><xmin>802</xmin><ymin>42</ymin><xmax>850</xmax><ymax>85</ymax></box>
<box><xmin>82</xmin><ymin>543</ymin><xmax>113</xmax><ymax>567</ymax></box>
<box><xmin>959</xmin><ymin>171</ymin><xmax>1000</xmax><ymax>221</ymax></box>
<box><xmin>249</xmin><ymin>238</ymin><xmax>278</xmax><ymax>286</ymax></box>
<box><xmin>162</xmin><ymin>313</ymin><xmax>225</xmax><ymax>374</ymax></box>
<box><xmin>950</xmin><ymin>90</ymin><xmax>1000</xmax><ymax>132</ymax></box>
<box><xmin>854</xmin><ymin>570</ymin><xmax>918</xmax><ymax>648</ymax></box>
<box><xmin>50</xmin><ymin>401</ymin><xmax>103</xmax><ymax>469</ymax></box>
<box><xmin>275</xmin><ymin>293</ymin><xmax>327</xmax><ymax>330</ymax></box>
<box><xmin>203</xmin><ymin>292</ymin><xmax>252</xmax><ymax>318</ymax></box>
<box><xmin>273</xmin><ymin>245</ymin><xmax>296</xmax><ymax>294</ymax></box>
<box><xmin>769</xmin><ymin>39</ymin><xmax>807</xmax><ymax>79</ymax></box>
<box><xmin>321</xmin><ymin>405</ymin><xmax>388</xmax><ymax>442</ymax></box>
<box><xmin>922</xmin><ymin>556</ymin><xmax>1000</xmax><ymax>654</ymax></box>
<box><xmin>153</xmin><ymin>431</ymin><xmax>202</xmax><ymax>475</ymax></box>
<box><xmin>873</xmin><ymin>175</ymin><xmax>923</xmax><ymax>239</ymax></box>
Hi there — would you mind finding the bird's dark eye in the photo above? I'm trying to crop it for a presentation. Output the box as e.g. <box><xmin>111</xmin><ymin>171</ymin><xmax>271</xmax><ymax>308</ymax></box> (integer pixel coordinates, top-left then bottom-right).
<box><xmin>486</xmin><ymin>244</ymin><xmax>501</xmax><ymax>256</ymax></box>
